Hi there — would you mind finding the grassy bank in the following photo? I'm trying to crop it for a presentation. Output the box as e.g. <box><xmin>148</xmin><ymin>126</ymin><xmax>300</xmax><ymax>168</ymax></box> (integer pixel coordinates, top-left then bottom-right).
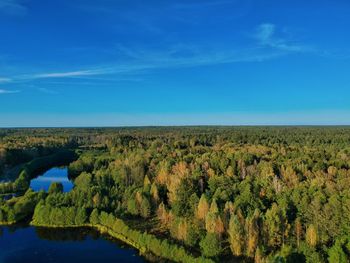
<box><xmin>30</xmin><ymin>210</ymin><xmax>214</xmax><ymax>263</ymax></box>
<box><xmin>0</xmin><ymin>220</ymin><xmax>16</xmax><ymax>225</ymax></box>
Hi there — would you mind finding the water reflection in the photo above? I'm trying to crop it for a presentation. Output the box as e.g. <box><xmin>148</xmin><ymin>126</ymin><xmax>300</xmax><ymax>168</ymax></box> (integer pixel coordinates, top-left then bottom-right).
<box><xmin>0</xmin><ymin>225</ymin><xmax>144</xmax><ymax>263</ymax></box>
<box><xmin>35</xmin><ymin>227</ymin><xmax>100</xmax><ymax>242</ymax></box>
<box><xmin>30</xmin><ymin>167</ymin><xmax>73</xmax><ymax>192</ymax></box>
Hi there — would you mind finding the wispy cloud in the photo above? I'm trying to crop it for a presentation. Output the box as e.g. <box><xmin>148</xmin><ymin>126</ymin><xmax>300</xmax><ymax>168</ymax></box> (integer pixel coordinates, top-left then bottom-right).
<box><xmin>31</xmin><ymin>69</ymin><xmax>104</xmax><ymax>79</ymax></box>
<box><xmin>30</xmin><ymin>46</ymin><xmax>281</xmax><ymax>79</ymax></box>
<box><xmin>29</xmin><ymin>24</ymin><xmax>315</xmax><ymax>80</ymax></box>
<box><xmin>92</xmin><ymin>43</ymin><xmax>283</xmax><ymax>74</ymax></box>
<box><xmin>0</xmin><ymin>45</ymin><xmax>287</xmax><ymax>82</ymax></box>
<box><xmin>0</xmin><ymin>0</ymin><xmax>27</xmax><ymax>15</ymax></box>
<box><xmin>255</xmin><ymin>23</ymin><xmax>311</xmax><ymax>52</ymax></box>
<box><xmin>0</xmin><ymin>77</ymin><xmax>12</xmax><ymax>83</ymax></box>
<box><xmin>0</xmin><ymin>89</ymin><xmax>20</xmax><ymax>94</ymax></box>
<box><xmin>1</xmin><ymin>23</ymin><xmax>317</xmax><ymax>83</ymax></box>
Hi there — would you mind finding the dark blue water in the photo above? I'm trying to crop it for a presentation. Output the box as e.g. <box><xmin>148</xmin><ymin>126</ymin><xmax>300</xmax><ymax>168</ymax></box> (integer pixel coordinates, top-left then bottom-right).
<box><xmin>30</xmin><ymin>167</ymin><xmax>73</xmax><ymax>192</ymax></box>
<box><xmin>0</xmin><ymin>225</ymin><xmax>144</xmax><ymax>263</ymax></box>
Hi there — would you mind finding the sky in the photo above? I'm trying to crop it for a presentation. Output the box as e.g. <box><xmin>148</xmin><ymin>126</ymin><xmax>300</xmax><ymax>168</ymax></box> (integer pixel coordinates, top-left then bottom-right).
<box><xmin>0</xmin><ymin>0</ymin><xmax>350</xmax><ymax>127</ymax></box>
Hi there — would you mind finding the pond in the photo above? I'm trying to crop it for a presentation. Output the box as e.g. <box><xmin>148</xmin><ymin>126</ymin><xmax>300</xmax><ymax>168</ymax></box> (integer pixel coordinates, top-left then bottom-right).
<box><xmin>30</xmin><ymin>167</ymin><xmax>73</xmax><ymax>192</ymax></box>
<box><xmin>0</xmin><ymin>225</ymin><xmax>144</xmax><ymax>263</ymax></box>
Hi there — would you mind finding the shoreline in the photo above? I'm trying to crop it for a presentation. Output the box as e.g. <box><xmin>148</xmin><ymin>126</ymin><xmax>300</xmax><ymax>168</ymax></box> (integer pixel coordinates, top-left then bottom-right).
<box><xmin>1</xmin><ymin>220</ymin><xmax>204</xmax><ymax>263</ymax></box>
<box><xmin>0</xmin><ymin>221</ymin><xmax>149</xmax><ymax>258</ymax></box>
<box><xmin>29</xmin><ymin>222</ymin><xmax>148</xmax><ymax>255</ymax></box>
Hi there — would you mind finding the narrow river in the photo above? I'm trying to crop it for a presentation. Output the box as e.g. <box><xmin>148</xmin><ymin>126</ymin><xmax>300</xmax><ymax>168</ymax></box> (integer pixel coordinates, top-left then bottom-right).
<box><xmin>29</xmin><ymin>167</ymin><xmax>73</xmax><ymax>192</ymax></box>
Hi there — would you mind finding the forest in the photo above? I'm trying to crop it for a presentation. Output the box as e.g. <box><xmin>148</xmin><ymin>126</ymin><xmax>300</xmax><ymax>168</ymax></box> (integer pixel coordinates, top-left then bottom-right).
<box><xmin>1</xmin><ymin>126</ymin><xmax>350</xmax><ymax>262</ymax></box>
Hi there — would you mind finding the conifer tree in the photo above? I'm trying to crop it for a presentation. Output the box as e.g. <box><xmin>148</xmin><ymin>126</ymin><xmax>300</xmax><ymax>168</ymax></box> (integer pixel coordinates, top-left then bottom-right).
<box><xmin>197</xmin><ymin>194</ymin><xmax>209</xmax><ymax>221</ymax></box>
<box><xmin>228</xmin><ymin>214</ymin><xmax>245</xmax><ymax>256</ymax></box>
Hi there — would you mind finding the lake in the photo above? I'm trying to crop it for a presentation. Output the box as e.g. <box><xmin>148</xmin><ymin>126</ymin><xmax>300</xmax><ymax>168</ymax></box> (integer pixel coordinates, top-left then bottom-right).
<box><xmin>0</xmin><ymin>225</ymin><xmax>144</xmax><ymax>263</ymax></box>
<box><xmin>1</xmin><ymin>167</ymin><xmax>145</xmax><ymax>263</ymax></box>
<box><xmin>30</xmin><ymin>167</ymin><xmax>73</xmax><ymax>192</ymax></box>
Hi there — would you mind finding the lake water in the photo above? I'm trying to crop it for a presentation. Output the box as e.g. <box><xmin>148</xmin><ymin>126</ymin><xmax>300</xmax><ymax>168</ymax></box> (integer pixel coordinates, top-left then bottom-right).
<box><xmin>1</xmin><ymin>167</ymin><xmax>145</xmax><ymax>262</ymax></box>
<box><xmin>0</xmin><ymin>225</ymin><xmax>144</xmax><ymax>263</ymax></box>
<box><xmin>30</xmin><ymin>167</ymin><xmax>73</xmax><ymax>192</ymax></box>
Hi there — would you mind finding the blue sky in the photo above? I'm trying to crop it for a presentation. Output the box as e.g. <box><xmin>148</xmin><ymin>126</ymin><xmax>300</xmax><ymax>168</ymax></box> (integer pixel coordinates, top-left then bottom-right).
<box><xmin>0</xmin><ymin>0</ymin><xmax>350</xmax><ymax>126</ymax></box>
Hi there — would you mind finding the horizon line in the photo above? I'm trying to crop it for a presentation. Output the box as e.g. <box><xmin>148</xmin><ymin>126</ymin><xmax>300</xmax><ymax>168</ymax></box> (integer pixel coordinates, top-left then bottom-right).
<box><xmin>1</xmin><ymin>124</ymin><xmax>350</xmax><ymax>129</ymax></box>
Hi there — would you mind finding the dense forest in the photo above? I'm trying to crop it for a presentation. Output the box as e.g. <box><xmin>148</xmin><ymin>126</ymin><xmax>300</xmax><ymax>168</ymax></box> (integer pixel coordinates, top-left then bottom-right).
<box><xmin>1</xmin><ymin>127</ymin><xmax>350</xmax><ymax>262</ymax></box>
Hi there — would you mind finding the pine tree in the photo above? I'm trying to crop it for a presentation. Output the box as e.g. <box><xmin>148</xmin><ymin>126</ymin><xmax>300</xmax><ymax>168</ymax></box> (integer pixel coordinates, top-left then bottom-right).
<box><xmin>197</xmin><ymin>194</ymin><xmax>209</xmax><ymax>221</ymax></box>
<box><xmin>143</xmin><ymin>175</ymin><xmax>151</xmax><ymax>191</ymax></box>
<box><xmin>140</xmin><ymin>197</ymin><xmax>151</xmax><ymax>218</ymax></box>
<box><xmin>150</xmin><ymin>182</ymin><xmax>160</xmax><ymax>206</ymax></box>
<box><xmin>246</xmin><ymin>209</ymin><xmax>260</xmax><ymax>257</ymax></box>
<box><xmin>209</xmin><ymin>199</ymin><xmax>219</xmax><ymax>214</ymax></box>
<box><xmin>205</xmin><ymin>199</ymin><xmax>224</xmax><ymax>236</ymax></box>
<box><xmin>157</xmin><ymin>202</ymin><xmax>172</xmax><ymax>227</ymax></box>
<box><xmin>264</xmin><ymin>203</ymin><xmax>289</xmax><ymax>248</ymax></box>
<box><xmin>306</xmin><ymin>224</ymin><xmax>317</xmax><ymax>247</ymax></box>
<box><xmin>156</xmin><ymin>162</ymin><xmax>169</xmax><ymax>185</ymax></box>
<box><xmin>90</xmin><ymin>208</ymin><xmax>99</xmax><ymax>224</ymax></box>
<box><xmin>127</xmin><ymin>198</ymin><xmax>139</xmax><ymax>216</ymax></box>
<box><xmin>295</xmin><ymin>217</ymin><xmax>302</xmax><ymax>248</ymax></box>
<box><xmin>205</xmin><ymin>212</ymin><xmax>225</xmax><ymax>236</ymax></box>
<box><xmin>228</xmin><ymin>214</ymin><xmax>245</xmax><ymax>256</ymax></box>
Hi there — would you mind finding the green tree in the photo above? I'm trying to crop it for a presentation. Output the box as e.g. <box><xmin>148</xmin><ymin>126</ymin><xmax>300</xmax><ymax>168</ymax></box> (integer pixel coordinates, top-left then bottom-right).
<box><xmin>264</xmin><ymin>203</ymin><xmax>289</xmax><ymax>248</ymax></box>
<box><xmin>200</xmin><ymin>233</ymin><xmax>222</xmax><ymax>258</ymax></box>
<box><xmin>228</xmin><ymin>214</ymin><xmax>245</xmax><ymax>256</ymax></box>
<box><xmin>140</xmin><ymin>197</ymin><xmax>151</xmax><ymax>218</ymax></box>
<box><xmin>328</xmin><ymin>243</ymin><xmax>347</xmax><ymax>263</ymax></box>
<box><xmin>90</xmin><ymin>208</ymin><xmax>100</xmax><ymax>224</ymax></box>
<box><xmin>127</xmin><ymin>198</ymin><xmax>139</xmax><ymax>216</ymax></box>
<box><xmin>75</xmin><ymin>207</ymin><xmax>87</xmax><ymax>224</ymax></box>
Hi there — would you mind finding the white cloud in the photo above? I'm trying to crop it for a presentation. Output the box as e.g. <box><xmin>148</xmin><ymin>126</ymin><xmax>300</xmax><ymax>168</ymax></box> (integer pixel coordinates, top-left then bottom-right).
<box><xmin>83</xmin><ymin>44</ymin><xmax>283</xmax><ymax>75</ymax></box>
<box><xmin>32</xmin><ymin>70</ymin><xmax>103</xmax><ymax>79</ymax></box>
<box><xmin>256</xmin><ymin>23</ymin><xmax>276</xmax><ymax>43</ymax></box>
<box><xmin>24</xmin><ymin>24</ymin><xmax>311</xmax><ymax>80</ymax></box>
<box><xmin>255</xmin><ymin>23</ymin><xmax>310</xmax><ymax>52</ymax></box>
<box><xmin>0</xmin><ymin>89</ymin><xmax>20</xmax><ymax>94</ymax></box>
<box><xmin>0</xmin><ymin>77</ymin><xmax>12</xmax><ymax>83</ymax></box>
<box><xmin>9</xmin><ymin>45</ymin><xmax>282</xmax><ymax>82</ymax></box>
<box><xmin>1</xmin><ymin>23</ymin><xmax>316</xmax><ymax>83</ymax></box>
